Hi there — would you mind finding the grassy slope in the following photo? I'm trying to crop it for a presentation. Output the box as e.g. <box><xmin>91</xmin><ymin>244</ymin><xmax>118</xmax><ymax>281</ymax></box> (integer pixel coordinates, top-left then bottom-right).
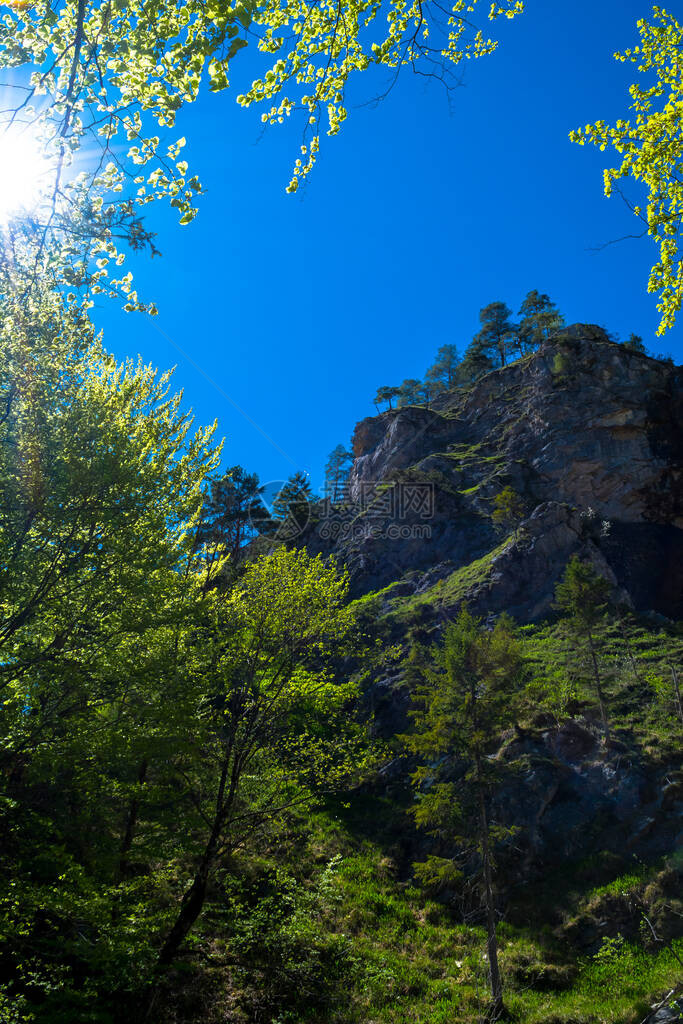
<box><xmin>236</xmin><ymin>349</ymin><xmax>683</xmax><ymax>1024</ymax></box>
<box><xmin>166</xmin><ymin>614</ymin><xmax>683</xmax><ymax>1024</ymax></box>
<box><xmin>180</xmin><ymin>797</ymin><xmax>682</xmax><ymax>1024</ymax></box>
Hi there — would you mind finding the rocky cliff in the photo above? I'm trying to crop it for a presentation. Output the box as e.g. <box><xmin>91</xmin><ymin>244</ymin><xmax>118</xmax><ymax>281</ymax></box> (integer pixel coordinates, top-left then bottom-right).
<box><xmin>301</xmin><ymin>326</ymin><xmax>683</xmax><ymax>882</ymax></box>
<box><xmin>295</xmin><ymin>327</ymin><xmax>683</xmax><ymax>1020</ymax></box>
<box><xmin>305</xmin><ymin>325</ymin><xmax>683</xmax><ymax>624</ymax></box>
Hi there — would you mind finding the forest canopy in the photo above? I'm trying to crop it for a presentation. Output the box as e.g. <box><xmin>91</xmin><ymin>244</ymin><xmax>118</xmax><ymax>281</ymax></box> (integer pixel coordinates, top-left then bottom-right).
<box><xmin>1</xmin><ymin>2</ymin><xmax>683</xmax><ymax>331</ymax></box>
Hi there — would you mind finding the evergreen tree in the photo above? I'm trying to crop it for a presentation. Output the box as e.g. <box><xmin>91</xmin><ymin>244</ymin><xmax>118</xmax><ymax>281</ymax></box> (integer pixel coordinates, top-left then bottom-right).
<box><xmin>196</xmin><ymin>466</ymin><xmax>265</xmax><ymax>566</ymax></box>
<box><xmin>492</xmin><ymin>486</ymin><xmax>526</xmax><ymax>538</ymax></box>
<box><xmin>373</xmin><ymin>385</ymin><xmax>401</xmax><ymax>412</ymax></box>
<box><xmin>624</xmin><ymin>332</ymin><xmax>647</xmax><ymax>353</ymax></box>
<box><xmin>425</xmin><ymin>344</ymin><xmax>460</xmax><ymax>390</ymax></box>
<box><xmin>403</xmin><ymin>609</ymin><xmax>523</xmax><ymax>1017</ymax></box>
<box><xmin>417</xmin><ymin>379</ymin><xmax>441</xmax><ymax>408</ymax></box>
<box><xmin>474</xmin><ymin>301</ymin><xmax>517</xmax><ymax>367</ymax></box>
<box><xmin>554</xmin><ymin>557</ymin><xmax>612</xmax><ymax>742</ymax></box>
<box><xmin>397</xmin><ymin>378</ymin><xmax>424</xmax><ymax>407</ymax></box>
<box><xmin>457</xmin><ymin>337</ymin><xmax>495</xmax><ymax>386</ymax></box>
<box><xmin>271</xmin><ymin>471</ymin><xmax>315</xmax><ymax>538</ymax></box>
<box><xmin>517</xmin><ymin>290</ymin><xmax>565</xmax><ymax>352</ymax></box>
<box><xmin>324</xmin><ymin>445</ymin><xmax>353</xmax><ymax>503</ymax></box>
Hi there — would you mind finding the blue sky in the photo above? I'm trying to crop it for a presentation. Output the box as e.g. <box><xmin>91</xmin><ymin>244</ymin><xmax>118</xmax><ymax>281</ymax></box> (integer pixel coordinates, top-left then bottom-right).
<box><xmin>94</xmin><ymin>0</ymin><xmax>683</xmax><ymax>494</ymax></box>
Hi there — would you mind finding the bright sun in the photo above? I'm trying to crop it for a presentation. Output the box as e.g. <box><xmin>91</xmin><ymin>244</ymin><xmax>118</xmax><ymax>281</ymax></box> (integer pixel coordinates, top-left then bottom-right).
<box><xmin>0</xmin><ymin>129</ymin><xmax>51</xmax><ymax>222</ymax></box>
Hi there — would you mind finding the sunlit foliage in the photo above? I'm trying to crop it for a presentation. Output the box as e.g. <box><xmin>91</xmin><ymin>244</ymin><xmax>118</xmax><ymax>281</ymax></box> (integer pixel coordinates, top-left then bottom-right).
<box><xmin>571</xmin><ymin>7</ymin><xmax>683</xmax><ymax>334</ymax></box>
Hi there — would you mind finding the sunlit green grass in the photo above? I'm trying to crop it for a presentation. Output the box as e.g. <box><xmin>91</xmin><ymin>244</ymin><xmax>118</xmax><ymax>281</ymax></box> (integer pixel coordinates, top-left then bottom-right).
<box><xmin>282</xmin><ymin>810</ymin><xmax>683</xmax><ymax>1024</ymax></box>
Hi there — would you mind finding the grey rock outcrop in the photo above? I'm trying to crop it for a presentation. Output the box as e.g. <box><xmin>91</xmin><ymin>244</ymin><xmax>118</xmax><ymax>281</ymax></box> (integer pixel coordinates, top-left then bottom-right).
<box><xmin>644</xmin><ymin>995</ymin><xmax>683</xmax><ymax>1024</ymax></box>
<box><xmin>304</xmin><ymin>326</ymin><xmax>683</xmax><ymax>622</ymax></box>
<box><xmin>495</xmin><ymin>719</ymin><xmax>683</xmax><ymax>872</ymax></box>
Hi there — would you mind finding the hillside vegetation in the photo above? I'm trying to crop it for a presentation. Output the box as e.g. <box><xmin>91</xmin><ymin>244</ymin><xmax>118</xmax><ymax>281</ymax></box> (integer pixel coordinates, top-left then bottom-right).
<box><xmin>1</xmin><ymin>304</ymin><xmax>681</xmax><ymax>1024</ymax></box>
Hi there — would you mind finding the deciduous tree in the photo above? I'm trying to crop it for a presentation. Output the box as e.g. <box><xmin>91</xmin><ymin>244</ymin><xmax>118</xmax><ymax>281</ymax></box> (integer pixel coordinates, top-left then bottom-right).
<box><xmin>492</xmin><ymin>486</ymin><xmax>526</xmax><ymax>538</ymax></box>
<box><xmin>0</xmin><ymin>285</ymin><xmax>223</xmax><ymax>1013</ymax></box>
<box><xmin>0</xmin><ymin>0</ymin><xmax>523</xmax><ymax>304</ymax></box>
<box><xmin>157</xmin><ymin>547</ymin><xmax>364</xmax><ymax>966</ymax></box>
<box><xmin>0</xmin><ymin>290</ymin><xmax>369</xmax><ymax>1017</ymax></box>
<box><xmin>570</xmin><ymin>8</ymin><xmax>683</xmax><ymax>335</ymax></box>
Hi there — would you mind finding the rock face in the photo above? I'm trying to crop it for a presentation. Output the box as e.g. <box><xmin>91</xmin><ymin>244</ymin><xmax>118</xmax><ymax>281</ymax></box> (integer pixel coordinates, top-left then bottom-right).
<box><xmin>495</xmin><ymin>718</ymin><xmax>683</xmax><ymax>875</ymax></box>
<box><xmin>304</xmin><ymin>326</ymin><xmax>683</xmax><ymax>622</ymax></box>
<box><xmin>300</xmin><ymin>328</ymin><xmax>683</xmax><ymax>985</ymax></box>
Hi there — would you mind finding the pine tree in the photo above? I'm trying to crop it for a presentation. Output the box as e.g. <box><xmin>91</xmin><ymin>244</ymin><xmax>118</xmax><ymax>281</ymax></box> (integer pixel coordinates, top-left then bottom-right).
<box><xmin>417</xmin><ymin>379</ymin><xmax>441</xmax><ymax>408</ymax></box>
<box><xmin>325</xmin><ymin>445</ymin><xmax>353</xmax><ymax>503</ymax></box>
<box><xmin>474</xmin><ymin>301</ymin><xmax>517</xmax><ymax>367</ymax></box>
<box><xmin>403</xmin><ymin>609</ymin><xmax>524</xmax><ymax>1018</ymax></box>
<box><xmin>271</xmin><ymin>471</ymin><xmax>315</xmax><ymax>538</ymax></box>
<box><xmin>196</xmin><ymin>466</ymin><xmax>264</xmax><ymax>565</ymax></box>
<box><xmin>397</xmin><ymin>378</ymin><xmax>424</xmax><ymax>407</ymax></box>
<box><xmin>425</xmin><ymin>344</ymin><xmax>460</xmax><ymax>390</ymax></box>
<box><xmin>458</xmin><ymin>337</ymin><xmax>495</xmax><ymax>386</ymax></box>
<box><xmin>373</xmin><ymin>385</ymin><xmax>401</xmax><ymax>411</ymax></box>
<box><xmin>517</xmin><ymin>290</ymin><xmax>564</xmax><ymax>353</ymax></box>
<box><xmin>624</xmin><ymin>332</ymin><xmax>647</xmax><ymax>353</ymax></box>
<box><xmin>554</xmin><ymin>557</ymin><xmax>612</xmax><ymax>742</ymax></box>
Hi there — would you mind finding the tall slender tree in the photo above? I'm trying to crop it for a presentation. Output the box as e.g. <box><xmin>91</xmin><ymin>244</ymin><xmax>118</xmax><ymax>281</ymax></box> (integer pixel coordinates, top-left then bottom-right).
<box><xmin>554</xmin><ymin>557</ymin><xmax>612</xmax><ymax>742</ymax></box>
<box><xmin>403</xmin><ymin>609</ymin><xmax>523</xmax><ymax>1018</ymax></box>
<box><xmin>324</xmin><ymin>445</ymin><xmax>353</xmax><ymax>503</ymax></box>
<box><xmin>474</xmin><ymin>302</ymin><xmax>517</xmax><ymax>367</ymax></box>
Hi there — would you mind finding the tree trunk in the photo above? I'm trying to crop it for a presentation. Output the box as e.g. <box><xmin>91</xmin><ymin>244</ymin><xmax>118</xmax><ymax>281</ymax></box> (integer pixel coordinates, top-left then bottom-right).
<box><xmin>157</xmin><ymin>759</ymin><xmax>231</xmax><ymax>967</ymax></box>
<box><xmin>476</xmin><ymin>755</ymin><xmax>504</xmax><ymax>1016</ymax></box>
<box><xmin>587</xmin><ymin>631</ymin><xmax>610</xmax><ymax>743</ymax></box>
<box><xmin>142</xmin><ymin>850</ymin><xmax>216</xmax><ymax>1022</ymax></box>
<box><xmin>117</xmin><ymin>757</ymin><xmax>148</xmax><ymax>880</ymax></box>
<box><xmin>157</xmin><ymin>854</ymin><xmax>213</xmax><ymax>966</ymax></box>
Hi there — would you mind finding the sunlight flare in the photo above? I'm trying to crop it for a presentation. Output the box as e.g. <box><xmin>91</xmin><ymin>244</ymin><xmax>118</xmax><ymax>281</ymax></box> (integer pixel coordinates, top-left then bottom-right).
<box><xmin>0</xmin><ymin>128</ymin><xmax>51</xmax><ymax>222</ymax></box>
